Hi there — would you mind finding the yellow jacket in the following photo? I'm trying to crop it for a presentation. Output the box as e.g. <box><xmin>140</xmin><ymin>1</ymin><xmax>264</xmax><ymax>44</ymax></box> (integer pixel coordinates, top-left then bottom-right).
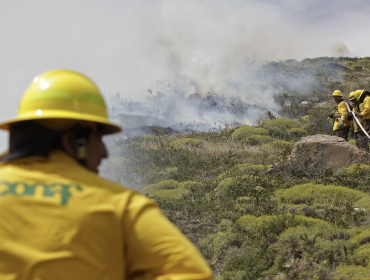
<box><xmin>359</xmin><ymin>95</ymin><xmax>370</xmax><ymax>119</ymax></box>
<box><xmin>0</xmin><ymin>150</ymin><xmax>213</xmax><ymax>280</ymax></box>
<box><xmin>333</xmin><ymin>101</ymin><xmax>350</xmax><ymax>131</ymax></box>
<box><xmin>353</xmin><ymin>105</ymin><xmax>361</xmax><ymax>133</ymax></box>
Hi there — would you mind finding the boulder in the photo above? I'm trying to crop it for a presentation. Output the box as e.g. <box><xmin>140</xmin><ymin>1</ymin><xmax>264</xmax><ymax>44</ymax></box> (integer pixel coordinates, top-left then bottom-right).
<box><xmin>290</xmin><ymin>134</ymin><xmax>369</xmax><ymax>169</ymax></box>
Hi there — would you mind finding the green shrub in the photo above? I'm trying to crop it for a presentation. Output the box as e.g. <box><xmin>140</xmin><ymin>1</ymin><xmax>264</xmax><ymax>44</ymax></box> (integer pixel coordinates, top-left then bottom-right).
<box><xmin>275</xmin><ymin>183</ymin><xmax>369</xmax><ymax>206</ymax></box>
<box><xmin>179</xmin><ymin>180</ymin><xmax>205</xmax><ymax>191</ymax></box>
<box><xmin>300</xmin><ymin>115</ymin><xmax>310</xmax><ymax>124</ymax></box>
<box><xmin>346</xmin><ymin>163</ymin><xmax>370</xmax><ymax>173</ymax></box>
<box><xmin>233</xmin><ymin>214</ymin><xmax>329</xmax><ymax>237</ymax></box>
<box><xmin>267</xmin><ymin>225</ymin><xmax>357</xmax><ymax>276</ymax></box>
<box><xmin>262</xmin><ymin>118</ymin><xmax>302</xmax><ymax>139</ymax></box>
<box><xmin>153</xmin><ymin>167</ymin><xmax>178</xmax><ymax>181</ymax></box>
<box><xmin>354</xmin><ymin>197</ymin><xmax>370</xmax><ymax>210</ymax></box>
<box><xmin>350</xmin><ymin>243</ymin><xmax>370</xmax><ymax>266</ymax></box>
<box><xmin>349</xmin><ymin>139</ymin><xmax>357</xmax><ymax>146</ymax></box>
<box><xmin>352</xmin><ymin>65</ymin><xmax>364</xmax><ymax>72</ymax></box>
<box><xmin>303</xmin><ymin>107</ymin><xmax>335</xmax><ymax>135</ymax></box>
<box><xmin>231</xmin><ymin>125</ymin><xmax>268</xmax><ymax>140</ymax></box>
<box><xmin>209</xmin><ymin>231</ymin><xmax>238</xmax><ymax>263</ymax></box>
<box><xmin>265</xmin><ymin>140</ymin><xmax>294</xmax><ymax>151</ymax></box>
<box><xmin>142</xmin><ymin>179</ymin><xmax>180</xmax><ymax>195</ymax></box>
<box><xmin>245</xmin><ymin>135</ymin><xmax>275</xmax><ymax>145</ymax></box>
<box><xmin>336</xmin><ymin>265</ymin><xmax>370</xmax><ymax>280</ymax></box>
<box><xmin>287</xmin><ymin>127</ymin><xmax>308</xmax><ymax>138</ymax></box>
<box><xmin>348</xmin><ymin>230</ymin><xmax>370</xmax><ymax>248</ymax></box>
<box><xmin>264</xmin><ymin>140</ymin><xmax>295</xmax><ymax>161</ymax></box>
<box><xmin>220</xmin><ymin>271</ymin><xmax>248</xmax><ymax>280</ymax></box>
<box><xmin>263</xmin><ymin>118</ymin><xmax>302</xmax><ymax>130</ymax></box>
<box><xmin>217</xmin><ymin>163</ymin><xmax>270</xmax><ymax>181</ymax></box>
<box><xmin>214</xmin><ymin>175</ymin><xmax>278</xmax><ymax>216</ymax></box>
<box><xmin>170</xmin><ymin>138</ymin><xmax>204</xmax><ymax>148</ymax></box>
<box><xmin>148</xmin><ymin>186</ymin><xmax>190</xmax><ymax>200</ymax></box>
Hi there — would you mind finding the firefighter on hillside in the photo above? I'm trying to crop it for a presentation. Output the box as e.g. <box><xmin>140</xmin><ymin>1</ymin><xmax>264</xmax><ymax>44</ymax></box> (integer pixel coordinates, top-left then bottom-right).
<box><xmin>354</xmin><ymin>89</ymin><xmax>370</xmax><ymax>150</ymax></box>
<box><xmin>349</xmin><ymin>90</ymin><xmax>369</xmax><ymax>150</ymax></box>
<box><xmin>328</xmin><ymin>90</ymin><xmax>350</xmax><ymax>140</ymax></box>
<box><xmin>0</xmin><ymin>70</ymin><xmax>214</xmax><ymax>280</ymax></box>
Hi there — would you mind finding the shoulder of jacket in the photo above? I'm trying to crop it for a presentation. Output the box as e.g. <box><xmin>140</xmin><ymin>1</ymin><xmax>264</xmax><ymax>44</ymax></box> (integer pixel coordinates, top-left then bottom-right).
<box><xmin>91</xmin><ymin>175</ymin><xmax>136</xmax><ymax>194</ymax></box>
<box><xmin>338</xmin><ymin>102</ymin><xmax>348</xmax><ymax>108</ymax></box>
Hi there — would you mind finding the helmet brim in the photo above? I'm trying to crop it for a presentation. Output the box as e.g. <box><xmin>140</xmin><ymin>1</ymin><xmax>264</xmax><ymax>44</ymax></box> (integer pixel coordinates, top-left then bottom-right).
<box><xmin>0</xmin><ymin>110</ymin><xmax>122</xmax><ymax>135</ymax></box>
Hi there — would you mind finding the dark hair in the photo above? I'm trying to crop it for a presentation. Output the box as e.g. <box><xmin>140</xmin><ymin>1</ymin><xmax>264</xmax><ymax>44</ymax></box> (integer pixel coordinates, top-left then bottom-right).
<box><xmin>1</xmin><ymin>121</ymin><xmax>92</xmax><ymax>162</ymax></box>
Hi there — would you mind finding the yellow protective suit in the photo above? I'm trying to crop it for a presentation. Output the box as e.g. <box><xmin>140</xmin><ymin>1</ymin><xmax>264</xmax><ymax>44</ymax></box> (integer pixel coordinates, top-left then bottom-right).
<box><xmin>333</xmin><ymin>101</ymin><xmax>350</xmax><ymax>131</ymax></box>
<box><xmin>359</xmin><ymin>95</ymin><xmax>370</xmax><ymax>119</ymax></box>
<box><xmin>353</xmin><ymin>104</ymin><xmax>362</xmax><ymax>133</ymax></box>
<box><xmin>0</xmin><ymin>150</ymin><xmax>213</xmax><ymax>280</ymax></box>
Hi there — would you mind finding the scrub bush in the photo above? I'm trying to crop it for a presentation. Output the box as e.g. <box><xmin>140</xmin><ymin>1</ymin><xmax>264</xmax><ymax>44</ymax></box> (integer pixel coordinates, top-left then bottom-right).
<box><xmin>354</xmin><ymin>197</ymin><xmax>370</xmax><ymax>211</ymax></box>
<box><xmin>286</xmin><ymin>127</ymin><xmax>308</xmax><ymax>138</ymax></box>
<box><xmin>275</xmin><ymin>183</ymin><xmax>369</xmax><ymax>206</ymax></box>
<box><xmin>245</xmin><ymin>135</ymin><xmax>275</xmax><ymax>145</ymax></box>
<box><xmin>335</xmin><ymin>265</ymin><xmax>370</xmax><ymax>280</ymax></box>
<box><xmin>153</xmin><ymin>167</ymin><xmax>178</xmax><ymax>181</ymax></box>
<box><xmin>266</xmin><ymin>225</ymin><xmax>358</xmax><ymax>276</ymax></box>
<box><xmin>346</xmin><ymin>163</ymin><xmax>370</xmax><ymax>173</ymax></box>
<box><xmin>264</xmin><ymin>140</ymin><xmax>295</xmax><ymax>161</ymax></box>
<box><xmin>302</xmin><ymin>107</ymin><xmax>335</xmax><ymax>135</ymax></box>
<box><xmin>142</xmin><ymin>179</ymin><xmax>180</xmax><ymax>195</ymax></box>
<box><xmin>265</xmin><ymin>140</ymin><xmax>294</xmax><ymax>151</ymax></box>
<box><xmin>262</xmin><ymin>118</ymin><xmax>302</xmax><ymax>139</ymax></box>
<box><xmin>275</xmin><ymin>184</ymin><xmax>368</xmax><ymax>226</ymax></box>
<box><xmin>263</xmin><ymin>118</ymin><xmax>302</xmax><ymax>130</ymax></box>
<box><xmin>170</xmin><ymin>138</ymin><xmax>204</xmax><ymax>148</ymax></box>
<box><xmin>233</xmin><ymin>214</ymin><xmax>329</xmax><ymax>237</ymax></box>
<box><xmin>217</xmin><ymin>163</ymin><xmax>270</xmax><ymax>181</ymax></box>
<box><xmin>231</xmin><ymin>125</ymin><xmax>268</xmax><ymax>140</ymax></box>
<box><xmin>213</xmin><ymin>175</ymin><xmax>278</xmax><ymax>217</ymax></box>
<box><xmin>348</xmin><ymin>230</ymin><xmax>370</xmax><ymax>248</ymax></box>
<box><xmin>148</xmin><ymin>186</ymin><xmax>190</xmax><ymax>200</ymax></box>
<box><xmin>350</xmin><ymin>243</ymin><xmax>370</xmax><ymax>266</ymax></box>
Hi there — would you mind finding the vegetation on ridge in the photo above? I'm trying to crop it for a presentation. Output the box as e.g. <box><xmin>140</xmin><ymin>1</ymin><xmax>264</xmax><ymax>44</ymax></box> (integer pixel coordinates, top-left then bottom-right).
<box><xmin>101</xmin><ymin>56</ymin><xmax>370</xmax><ymax>279</ymax></box>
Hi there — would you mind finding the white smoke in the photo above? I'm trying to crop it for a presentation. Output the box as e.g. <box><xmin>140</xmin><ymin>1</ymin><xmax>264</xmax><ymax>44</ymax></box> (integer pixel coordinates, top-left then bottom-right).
<box><xmin>0</xmin><ymin>0</ymin><xmax>370</xmax><ymax>149</ymax></box>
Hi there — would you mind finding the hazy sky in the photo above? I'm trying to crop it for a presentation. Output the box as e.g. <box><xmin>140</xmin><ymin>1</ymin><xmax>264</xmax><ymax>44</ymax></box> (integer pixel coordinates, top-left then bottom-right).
<box><xmin>0</xmin><ymin>0</ymin><xmax>369</xmax><ymax>150</ymax></box>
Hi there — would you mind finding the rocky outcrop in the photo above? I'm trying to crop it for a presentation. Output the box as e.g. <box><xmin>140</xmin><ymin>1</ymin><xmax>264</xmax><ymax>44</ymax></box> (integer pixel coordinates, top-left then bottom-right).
<box><xmin>290</xmin><ymin>134</ymin><xmax>369</xmax><ymax>169</ymax></box>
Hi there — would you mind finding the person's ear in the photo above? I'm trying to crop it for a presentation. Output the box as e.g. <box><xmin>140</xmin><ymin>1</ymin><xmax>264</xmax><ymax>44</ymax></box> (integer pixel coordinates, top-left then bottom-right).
<box><xmin>61</xmin><ymin>132</ymin><xmax>76</xmax><ymax>158</ymax></box>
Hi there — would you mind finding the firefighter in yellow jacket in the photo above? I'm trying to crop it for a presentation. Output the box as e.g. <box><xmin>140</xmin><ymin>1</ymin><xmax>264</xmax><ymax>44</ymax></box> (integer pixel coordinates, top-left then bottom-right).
<box><xmin>328</xmin><ymin>90</ymin><xmax>350</xmax><ymax>140</ymax></box>
<box><xmin>349</xmin><ymin>90</ymin><xmax>369</xmax><ymax>150</ymax></box>
<box><xmin>0</xmin><ymin>70</ymin><xmax>214</xmax><ymax>280</ymax></box>
<box><xmin>354</xmin><ymin>89</ymin><xmax>370</xmax><ymax>150</ymax></box>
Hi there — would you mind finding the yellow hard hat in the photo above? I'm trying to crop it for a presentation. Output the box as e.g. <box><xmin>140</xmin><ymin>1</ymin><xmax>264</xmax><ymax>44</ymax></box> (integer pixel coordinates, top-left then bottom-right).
<box><xmin>332</xmin><ymin>90</ymin><xmax>343</xmax><ymax>97</ymax></box>
<box><xmin>0</xmin><ymin>70</ymin><xmax>121</xmax><ymax>134</ymax></box>
<box><xmin>357</xmin><ymin>89</ymin><xmax>365</xmax><ymax>99</ymax></box>
<box><xmin>349</xmin><ymin>90</ymin><xmax>363</xmax><ymax>101</ymax></box>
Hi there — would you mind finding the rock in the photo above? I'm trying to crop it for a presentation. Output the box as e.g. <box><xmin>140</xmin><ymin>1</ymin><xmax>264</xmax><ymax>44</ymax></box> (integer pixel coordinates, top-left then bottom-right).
<box><xmin>290</xmin><ymin>134</ymin><xmax>369</xmax><ymax>169</ymax></box>
<box><xmin>316</xmin><ymin>102</ymin><xmax>329</xmax><ymax>108</ymax></box>
<box><xmin>312</xmin><ymin>97</ymin><xmax>319</xmax><ymax>102</ymax></box>
<box><xmin>300</xmin><ymin>101</ymin><xmax>309</xmax><ymax>106</ymax></box>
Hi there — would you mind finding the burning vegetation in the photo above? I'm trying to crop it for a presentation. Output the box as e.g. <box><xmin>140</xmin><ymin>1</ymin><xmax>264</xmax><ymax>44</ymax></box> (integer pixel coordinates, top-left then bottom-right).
<box><xmin>101</xmin><ymin>56</ymin><xmax>370</xmax><ymax>279</ymax></box>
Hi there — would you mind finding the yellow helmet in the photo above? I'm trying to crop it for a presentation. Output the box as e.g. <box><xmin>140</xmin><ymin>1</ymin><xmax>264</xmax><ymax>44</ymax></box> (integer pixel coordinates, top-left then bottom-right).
<box><xmin>349</xmin><ymin>90</ymin><xmax>363</xmax><ymax>102</ymax></box>
<box><xmin>357</xmin><ymin>89</ymin><xmax>365</xmax><ymax>99</ymax></box>
<box><xmin>332</xmin><ymin>90</ymin><xmax>343</xmax><ymax>97</ymax></box>
<box><xmin>0</xmin><ymin>70</ymin><xmax>121</xmax><ymax>134</ymax></box>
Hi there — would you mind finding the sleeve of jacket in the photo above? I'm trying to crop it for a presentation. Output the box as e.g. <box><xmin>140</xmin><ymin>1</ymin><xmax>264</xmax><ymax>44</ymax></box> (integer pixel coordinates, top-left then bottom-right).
<box><xmin>123</xmin><ymin>194</ymin><xmax>214</xmax><ymax>280</ymax></box>
<box><xmin>360</xmin><ymin>96</ymin><xmax>370</xmax><ymax>117</ymax></box>
<box><xmin>338</xmin><ymin>102</ymin><xmax>349</xmax><ymax>120</ymax></box>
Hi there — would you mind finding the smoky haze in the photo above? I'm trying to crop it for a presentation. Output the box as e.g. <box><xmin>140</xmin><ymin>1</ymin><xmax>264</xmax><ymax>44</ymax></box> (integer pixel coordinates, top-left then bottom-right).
<box><xmin>0</xmin><ymin>0</ymin><xmax>369</xmax><ymax>150</ymax></box>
